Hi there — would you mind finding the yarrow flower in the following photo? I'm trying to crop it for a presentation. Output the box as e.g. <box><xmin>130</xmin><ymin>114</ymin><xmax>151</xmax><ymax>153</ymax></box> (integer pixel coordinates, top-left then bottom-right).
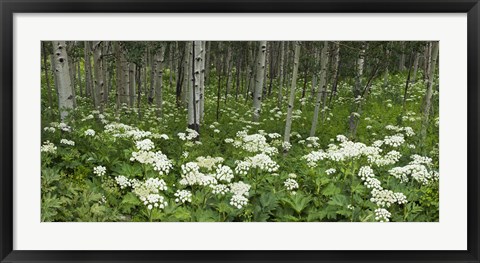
<box><xmin>325</xmin><ymin>168</ymin><xmax>336</xmax><ymax>175</ymax></box>
<box><xmin>174</xmin><ymin>190</ymin><xmax>192</xmax><ymax>203</ymax></box>
<box><xmin>84</xmin><ymin>129</ymin><xmax>96</xmax><ymax>137</ymax></box>
<box><xmin>60</xmin><ymin>139</ymin><xmax>75</xmax><ymax>146</ymax></box>
<box><xmin>41</xmin><ymin>141</ymin><xmax>57</xmax><ymax>154</ymax></box>
<box><xmin>93</xmin><ymin>166</ymin><xmax>106</xmax><ymax>177</ymax></box>
<box><xmin>284</xmin><ymin>178</ymin><xmax>299</xmax><ymax>191</ymax></box>
<box><xmin>375</xmin><ymin>208</ymin><xmax>391</xmax><ymax>222</ymax></box>
<box><xmin>115</xmin><ymin>175</ymin><xmax>131</xmax><ymax>189</ymax></box>
<box><xmin>214</xmin><ymin>164</ymin><xmax>234</xmax><ymax>183</ymax></box>
<box><xmin>135</xmin><ymin>139</ymin><xmax>155</xmax><ymax>151</ymax></box>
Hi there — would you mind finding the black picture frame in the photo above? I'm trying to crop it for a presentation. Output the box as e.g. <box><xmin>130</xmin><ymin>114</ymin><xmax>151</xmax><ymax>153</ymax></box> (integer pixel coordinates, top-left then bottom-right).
<box><xmin>1</xmin><ymin>0</ymin><xmax>479</xmax><ymax>262</ymax></box>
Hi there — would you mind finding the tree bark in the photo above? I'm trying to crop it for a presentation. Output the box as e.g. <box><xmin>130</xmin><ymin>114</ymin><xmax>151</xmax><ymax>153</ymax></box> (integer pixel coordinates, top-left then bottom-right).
<box><xmin>421</xmin><ymin>41</ymin><xmax>439</xmax><ymax>143</ymax></box>
<box><xmin>92</xmin><ymin>41</ymin><xmax>105</xmax><ymax>111</ymax></box>
<box><xmin>52</xmin><ymin>41</ymin><xmax>75</xmax><ymax>121</ymax></box>
<box><xmin>277</xmin><ymin>41</ymin><xmax>285</xmax><ymax>108</ymax></box>
<box><xmin>42</xmin><ymin>42</ymin><xmax>54</xmax><ymax>110</ymax></box>
<box><xmin>283</xmin><ymin>41</ymin><xmax>301</xmax><ymax>150</ymax></box>
<box><xmin>310</xmin><ymin>42</ymin><xmax>329</xmax><ymax>137</ymax></box>
<box><xmin>252</xmin><ymin>41</ymin><xmax>267</xmax><ymax>122</ymax></box>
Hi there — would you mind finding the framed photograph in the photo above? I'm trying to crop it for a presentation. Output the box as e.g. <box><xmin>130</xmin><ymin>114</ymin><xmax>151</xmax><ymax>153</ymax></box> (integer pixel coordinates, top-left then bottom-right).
<box><xmin>1</xmin><ymin>0</ymin><xmax>479</xmax><ymax>262</ymax></box>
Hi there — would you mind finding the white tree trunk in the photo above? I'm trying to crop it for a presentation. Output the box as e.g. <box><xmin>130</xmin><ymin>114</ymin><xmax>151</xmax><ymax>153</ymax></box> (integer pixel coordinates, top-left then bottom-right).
<box><xmin>182</xmin><ymin>42</ymin><xmax>192</xmax><ymax>106</ymax></box>
<box><xmin>310</xmin><ymin>42</ymin><xmax>330</xmax><ymax>137</ymax></box>
<box><xmin>277</xmin><ymin>41</ymin><xmax>285</xmax><ymax>108</ymax></box>
<box><xmin>92</xmin><ymin>41</ymin><xmax>105</xmax><ymax>111</ymax></box>
<box><xmin>154</xmin><ymin>43</ymin><xmax>166</xmax><ymax>117</ymax></box>
<box><xmin>188</xmin><ymin>41</ymin><xmax>203</xmax><ymax>131</ymax></box>
<box><xmin>199</xmin><ymin>41</ymin><xmax>206</xmax><ymax>122</ymax></box>
<box><xmin>129</xmin><ymin>63</ymin><xmax>135</xmax><ymax>107</ymax></box>
<box><xmin>52</xmin><ymin>41</ymin><xmax>75</xmax><ymax>121</ymax></box>
<box><xmin>283</xmin><ymin>41</ymin><xmax>301</xmax><ymax>149</ymax></box>
<box><xmin>252</xmin><ymin>41</ymin><xmax>267</xmax><ymax>122</ymax></box>
<box><xmin>421</xmin><ymin>41</ymin><xmax>439</xmax><ymax>142</ymax></box>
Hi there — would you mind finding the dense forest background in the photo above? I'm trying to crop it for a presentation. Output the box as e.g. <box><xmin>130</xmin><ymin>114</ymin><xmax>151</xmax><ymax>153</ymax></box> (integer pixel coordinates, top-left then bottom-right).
<box><xmin>41</xmin><ymin>41</ymin><xmax>439</xmax><ymax>222</ymax></box>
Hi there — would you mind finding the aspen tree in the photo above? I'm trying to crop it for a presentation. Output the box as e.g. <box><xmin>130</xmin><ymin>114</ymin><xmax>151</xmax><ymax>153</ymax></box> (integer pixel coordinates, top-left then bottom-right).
<box><xmin>421</xmin><ymin>41</ymin><xmax>439</xmax><ymax>143</ymax></box>
<box><xmin>283</xmin><ymin>41</ymin><xmax>301</xmax><ymax>151</ymax></box>
<box><xmin>277</xmin><ymin>41</ymin><xmax>285</xmax><ymax>108</ymax></box>
<box><xmin>154</xmin><ymin>43</ymin><xmax>166</xmax><ymax>117</ymax></box>
<box><xmin>84</xmin><ymin>41</ymin><xmax>93</xmax><ymax>98</ymax></box>
<box><xmin>252</xmin><ymin>41</ymin><xmax>267</xmax><ymax>122</ymax></box>
<box><xmin>52</xmin><ymin>41</ymin><xmax>75</xmax><ymax>120</ymax></box>
<box><xmin>310</xmin><ymin>41</ymin><xmax>329</xmax><ymax>137</ymax></box>
<box><xmin>92</xmin><ymin>41</ymin><xmax>105</xmax><ymax>111</ymax></box>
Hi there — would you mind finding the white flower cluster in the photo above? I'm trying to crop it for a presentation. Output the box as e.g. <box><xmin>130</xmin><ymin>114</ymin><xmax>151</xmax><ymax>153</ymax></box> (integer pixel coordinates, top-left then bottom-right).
<box><xmin>142</xmin><ymin>194</ymin><xmax>168</xmax><ymax>210</ymax></box>
<box><xmin>368</xmin><ymin>150</ymin><xmax>401</xmax><ymax>167</ymax></box>
<box><xmin>196</xmin><ymin>156</ymin><xmax>224</xmax><ymax>171</ymax></box>
<box><xmin>370</xmin><ymin>188</ymin><xmax>406</xmax><ymax>207</ymax></box>
<box><xmin>246</xmin><ymin>153</ymin><xmax>279</xmax><ymax>173</ymax></box>
<box><xmin>133</xmin><ymin>178</ymin><xmax>168</xmax><ymax>208</ymax></box>
<box><xmin>229</xmin><ymin>181</ymin><xmax>251</xmax><ymax>209</ymax></box>
<box><xmin>374</xmin><ymin>208</ymin><xmax>391</xmax><ymax>222</ymax></box>
<box><xmin>233</xmin><ymin>131</ymin><xmax>278</xmax><ymax>155</ymax></box>
<box><xmin>115</xmin><ymin>175</ymin><xmax>131</xmax><ymax>189</ymax></box>
<box><xmin>179</xmin><ymin>162</ymin><xmax>217</xmax><ymax>186</ymax></box>
<box><xmin>135</xmin><ymin>139</ymin><xmax>155</xmax><ymax>151</ymax></box>
<box><xmin>306</xmin><ymin>137</ymin><xmax>320</xmax><ymax>148</ymax></box>
<box><xmin>385</xmin><ymin>125</ymin><xmax>415</xmax><ymax>137</ymax></box>
<box><xmin>388</xmin><ymin>154</ymin><xmax>437</xmax><ymax>185</ymax></box>
<box><xmin>130</xmin><ymin>150</ymin><xmax>173</xmax><ymax>176</ymax></box>
<box><xmin>57</xmin><ymin>122</ymin><xmax>72</xmax><ymax>132</ymax></box>
<box><xmin>303</xmin><ymin>150</ymin><xmax>327</xmax><ymax>167</ymax></box>
<box><xmin>174</xmin><ymin>190</ymin><xmax>192</xmax><ymax>203</ymax></box>
<box><xmin>41</xmin><ymin>141</ymin><xmax>57</xmax><ymax>154</ymax></box>
<box><xmin>325</xmin><ymin>168</ymin><xmax>336</xmax><ymax>175</ymax></box>
<box><xmin>214</xmin><ymin>164</ymin><xmax>234</xmax><ymax>183</ymax></box>
<box><xmin>230</xmin><ymin>195</ymin><xmax>248</xmax><ymax>209</ymax></box>
<box><xmin>284</xmin><ymin>178</ymin><xmax>299</xmax><ymax>191</ymax></box>
<box><xmin>282</xmin><ymin>141</ymin><xmax>292</xmax><ymax>151</ymax></box>
<box><xmin>234</xmin><ymin>160</ymin><xmax>252</xmax><ymax>175</ymax></box>
<box><xmin>145</xmin><ymin>177</ymin><xmax>168</xmax><ymax>191</ymax></box>
<box><xmin>93</xmin><ymin>166</ymin><xmax>106</xmax><ymax>177</ymax></box>
<box><xmin>210</xmin><ymin>184</ymin><xmax>230</xmax><ymax>195</ymax></box>
<box><xmin>84</xmin><ymin>129</ymin><xmax>96</xmax><ymax>136</ymax></box>
<box><xmin>383</xmin><ymin>134</ymin><xmax>405</xmax><ymax>147</ymax></box>
<box><xmin>43</xmin><ymin>126</ymin><xmax>56</xmax><ymax>133</ymax></box>
<box><xmin>177</xmin><ymin>128</ymin><xmax>199</xmax><ymax>141</ymax></box>
<box><xmin>60</xmin><ymin>139</ymin><xmax>75</xmax><ymax>146</ymax></box>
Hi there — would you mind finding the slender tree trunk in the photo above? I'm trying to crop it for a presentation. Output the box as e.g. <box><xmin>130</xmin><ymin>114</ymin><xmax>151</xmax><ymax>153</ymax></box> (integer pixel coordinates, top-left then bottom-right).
<box><xmin>92</xmin><ymin>41</ymin><xmax>105</xmax><ymax>112</ymax></box>
<box><xmin>129</xmin><ymin>63</ymin><xmax>135</xmax><ymax>107</ymax></box>
<box><xmin>216</xmin><ymin>43</ymin><xmax>223</xmax><ymax>121</ymax></box>
<box><xmin>421</xmin><ymin>41</ymin><xmax>439</xmax><ymax>143</ymax></box>
<box><xmin>154</xmin><ymin>43</ymin><xmax>166</xmax><ymax>117</ymax></box>
<box><xmin>283</xmin><ymin>41</ymin><xmax>301</xmax><ymax>151</ymax></box>
<box><xmin>402</xmin><ymin>52</ymin><xmax>414</xmax><ymax>114</ymax></box>
<box><xmin>383</xmin><ymin>43</ymin><xmax>390</xmax><ymax>89</ymax></box>
<box><xmin>225</xmin><ymin>45</ymin><xmax>233</xmax><ymax>103</ymax></box>
<box><xmin>412</xmin><ymin>52</ymin><xmax>420</xmax><ymax>84</ymax></box>
<box><xmin>42</xmin><ymin>42</ymin><xmax>54</xmax><ymax>110</ymax></box>
<box><xmin>182</xmin><ymin>42</ymin><xmax>192</xmax><ymax>106</ymax></box>
<box><xmin>204</xmin><ymin>41</ymin><xmax>211</xmax><ymax>87</ymax></box>
<box><xmin>102</xmin><ymin>41</ymin><xmax>109</xmax><ymax>105</ymax></box>
<box><xmin>188</xmin><ymin>41</ymin><xmax>203</xmax><ymax>132</ymax></box>
<box><xmin>310</xmin><ymin>42</ymin><xmax>329</xmax><ymax>137</ymax></box>
<box><xmin>84</xmin><ymin>41</ymin><xmax>93</xmax><ymax>99</ymax></box>
<box><xmin>330</xmin><ymin>41</ymin><xmax>341</xmax><ymax>100</ymax></box>
<box><xmin>349</xmin><ymin>42</ymin><xmax>366</xmax><ymax>137</ymax></box>
<box><xmin>399</xmin><ymin>41</ymin><xmax>406</xmax><ymax>71</ymax></box>
<box><xmin>76</xmin><ymin>57</ymin><xmax>82</xmax><ymax>97</ymax></box>
<box><xmin>199</xmin><ymin>41</ymin><xmax>206</xmax><ymax>123</ymax></box>
<box><xmin>136</xmin><ymin>66</ymin><xmax>142</xmax><ymax>118</ymax></box>
<box><xmin>277</xmin><ymin>41</ymin><xmax>285</xmax><ymax>108</ymax></box>
<box><xmin>252</xmin><ymin>41</ymin><xmax>267</xmax><ymax>122</ymax></box>
<box><xmin>235</xmin><ymin>51</ymin><xmax>242</xmax><ymax>101</ymax></box>
<box><xmin>52</xmin><ymin>41</ymin><xmax>75</xmax><ymax>121</ymax></box>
